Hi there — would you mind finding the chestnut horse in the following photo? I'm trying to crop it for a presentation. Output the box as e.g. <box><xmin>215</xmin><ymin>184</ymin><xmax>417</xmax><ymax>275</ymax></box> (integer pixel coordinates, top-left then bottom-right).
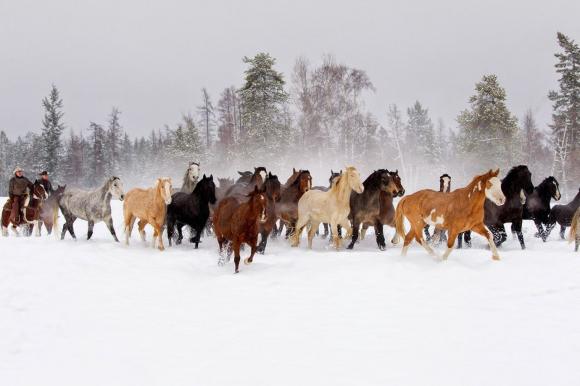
<box><xmin>276</xmin><ymin>169</ymin><xmax>312</xmax><ymax>238</ymax></box>
<box><xmin>2</xmin><ymin>181</ymin><xmax>48</xmax><ymax>236</ymax></box>
<box><xmin>291</xmin><ymin>166</ymin><xmax>364</xmax><ymax>250</ymax></box>
<box><xmin>394</xmin><ymin>169</ymin><xmax>506</xmax><ymax>260</ymax></box>
<box><xmin>123</xmin><ymin>177</ymin><xmax>173</xmax><ymax>250</ymax></box>
<box><xmin>213</xmin><ymin>186</ymin><xmax>268</xmax><ymax>273</ymax></box>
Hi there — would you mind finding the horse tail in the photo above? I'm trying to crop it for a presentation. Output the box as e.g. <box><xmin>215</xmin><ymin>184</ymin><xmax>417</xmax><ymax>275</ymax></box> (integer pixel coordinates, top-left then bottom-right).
<box><xmin>393</xmin><ymin>197</ymin><xmax>407</xmax><ymax>244</ymax></box>
<box><xmin>569</xmin><ymin>208</ymin><xmax>580</xmax><ymax>243</ymax></box>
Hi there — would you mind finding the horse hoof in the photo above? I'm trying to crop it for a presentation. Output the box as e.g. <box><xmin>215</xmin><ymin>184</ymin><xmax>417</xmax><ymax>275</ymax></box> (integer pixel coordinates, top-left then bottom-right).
<box><xmin>234</xmin><ymin>269</ymin><xmax>239</xmax><ymax>274</ymax></box>
<box><xmin>346</xmin><ymin>244</ymin><xmax>354</xmax><ymax>250</ymax></box>
<box><xmin>244</xmin><ymin>257</ymin><xmax>252</xmax><ymax>265</ymax></box>
<box><xmin>379</xmin><ymin>245</ymin><xmax>386</xmax><ymax>251</ymax></box>
<box><xmin>492</xmin><ymin>255</ymin><xmax>501</xmax><ymax>261</ymax></box>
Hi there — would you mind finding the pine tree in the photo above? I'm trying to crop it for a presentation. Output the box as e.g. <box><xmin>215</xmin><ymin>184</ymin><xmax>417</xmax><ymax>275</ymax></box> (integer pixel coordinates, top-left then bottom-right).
<box><xmin>41</xmin><ymin>85</ymin><xmax>66</xmax><ymax>178</ymax></box>
<box><xmin>106</xmin><ymin>107</ymin><xmax>123</xmax><ymax>176</ymax></box>
<box><xmin>406</xmin><ymin>101</ymin><xmax>436</xmax><ymax>163</ymax></box>
<box><xmin>62</xmin><ymin>130</ymin><xmax>84</xmax><ymax>186</ymax></box>
<box><xmin>0</xmin><ymin>131</ymin><xmax>10</xmax><ymax>194</ymax></box>
<box><xmin>88</xmin><ymin>122</ymin><xmax>106</xmax><ymax>186</ymax></box>
<box><xmin>548</xmin><ymin>32</ymin><xmax>580</xmax><ymax>193</ymax></box>
<box><xmin>457</xmin><ymin>74</ymin><xmax>519</xmax><ymax>172</ymax></box>
<box><xmin>238</xmin><ymin>53</ymin><xmax>289</xmax><ymax>161</ymax></box>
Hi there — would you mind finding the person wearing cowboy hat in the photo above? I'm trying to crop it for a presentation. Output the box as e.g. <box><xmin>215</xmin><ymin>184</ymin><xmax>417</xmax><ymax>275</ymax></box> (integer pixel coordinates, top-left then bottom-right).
<box><xmin>36</xmin><ymin>170</ymin><xmax>54</xmax><ymax>196</ymax></box>
<box><xmin>8</xmin><ymin>167</ymin><xmax>34</xmax><ymax>223</ymax></box>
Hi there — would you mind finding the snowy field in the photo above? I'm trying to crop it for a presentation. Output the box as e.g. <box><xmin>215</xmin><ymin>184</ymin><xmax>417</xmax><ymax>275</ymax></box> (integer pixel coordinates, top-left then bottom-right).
<box><xmin>1</xmin><ymin>199</ymin><xmax>579</xmax><ymax>386</ymax></box>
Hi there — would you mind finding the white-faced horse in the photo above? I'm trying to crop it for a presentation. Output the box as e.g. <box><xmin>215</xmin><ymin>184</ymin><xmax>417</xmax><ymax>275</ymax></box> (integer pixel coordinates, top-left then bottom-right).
<box><xmin>59</xmin><ymin>176</ymin><xmax>125</xmax><ymax>241</ymax></box>
<box><xmin>180</xmin><ymin>162</ymin><xmax>200</xmax><ymax>194</ymax></box>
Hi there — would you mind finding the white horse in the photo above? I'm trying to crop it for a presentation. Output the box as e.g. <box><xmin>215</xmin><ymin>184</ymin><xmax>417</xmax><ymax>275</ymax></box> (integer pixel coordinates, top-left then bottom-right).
<box><xmin>59</xmin><ymin>177</ymin><xmax>125</xmax><ymax>241</ymax></box>
<box><xmin>180</xmin><ymin>162</ymin><xmax>200</xmax><ymax>194</ymax></box>
<box><xmin>290</xmin><ymin>166</ymin><xmax>364</xmax><ymax>249</ymax></box>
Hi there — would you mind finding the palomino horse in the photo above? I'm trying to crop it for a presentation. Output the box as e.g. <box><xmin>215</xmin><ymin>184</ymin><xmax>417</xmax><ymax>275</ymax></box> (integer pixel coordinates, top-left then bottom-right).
<box><xmin>312</xmin><ymin>170</ymin><xmax>341</xmax><ymax>239</ymax></box>
<box><xmin>40</xmin><ymin>184</ymin><xmax>66</xmax><ymax>237</ymax></box>
<box><xmin>291</xmin><ymin>166</ymin><xmax>364</xmax><ymax>250</ymax></box>
<box><xmin>2</xmin><ymin>181</ymin><xmax>48</xmax><ymax>236</ymax></box>
<box><xmin>124</xmin><ymin>177</ymin><xmax>173</xmax><ymax>250</ymax></box>
<box><xmin>569</xmin><ymin>207</ymin><xmax>580</xmax><ymax>252</ymax></box>
<box><xmin>349</xmin><ymin>169</ymin><xmax>404</xmax><ymax>250</ymax></box>
<box><xmin>394</xmin><ymin>169</ymin><xmax>505</xmax><ymax>261</ymax></box>
<box><xmin>213</xmin><ymin>186</ymin><xmax>268</xmax><ymax>273</ymax></box>
<box><xmin>276</xmin><ymin>169</ymin><xmax>312</xmax><ymax>238</ymax></box>
<box><xmin>59</xmin><ymin>176</ymin><xmax>125</xmax><ymax>241</ymax></box>
<box><xmin>167</xmin><ymin>175</ymin><xmax>217</xmax><ymax>248</ymax></box>
<box><xmin>548</xmin><ymin>187</ymin><xmax>580</xmax><ymax>240</ymax></box>
<box><xmin>180</xmin><ymin>162</ymin><xmax>200</xmax><ymax>194</ymax></box>
<box><xmin>520</xmin><ymin>176</ymin><xmax>561</xmax><ymax>241</ymax></box>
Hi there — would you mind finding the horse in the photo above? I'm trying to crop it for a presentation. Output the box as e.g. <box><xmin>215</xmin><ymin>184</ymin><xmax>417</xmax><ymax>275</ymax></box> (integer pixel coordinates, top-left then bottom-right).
<box><xmin>167</xmin><ymin>175</ymin><xmax>216</xmax><ymax>248</ymax></box>
<box><xmin>359</xmin><ymin>169</ymin><xmax>405</xmax><ymax>245</ymax></box>
<box><xmin>257</xmin><ymin>173</ymin><xmax>281</xmax><ymax>254</ymax></box>
<box><xmin>424</xmin><ymin>174</ymin><xmax>451</xmax><ymax>243</ymax></box>
<box><xmin>123</xmin><ymin>177</ymin><xmax>173</xmax><ymax>250</ymax></box>
<box><xmin>2</xmin><ymin>181</ymin><xmax>48</xmax><ymax>237</ymax></box>
<box><xmin>312</xmin><ymin>170</ymin><xmax>341</xmax><ymax>239</ymax></box>
<box><xmin>519</xmin><ymin>176</ymin><xmax>561</xmax><ymax>242</ymax></box>
<box><xmin>216</xmin><ymin>177</ymin><xmax>235</xmax><ymax>202</ymax></box>
<box><xmin>235</xmin><ymin>170</ymin><xmax>254</xmax><ymax>184</ymax></box>
<box><xmin>276</xmin><ymin>169</ymin><xmax>312</xmax><ymax>238</ymax></box>
<box><xmin>347</xmin><ymin>169</ymin><xmax>401</xmax><ymax>250</ymax></box>
<box><xmin>59</xmin><ymin>176</ymin><xmax>125</xmax><ymax>241</ymax></box>
<box><xmin>394</xmin><ymin>169</ymin><xmax>505</xmax><ymax>260</ymax></box>
<box><xmin>39</xmin><ymin>184</ymin><xmax>66</xmax><ymax>236</ymax></box>
<box><xmin>223</xmin><ymin>167</ymin><xmax>267</xmax><ymax>198</ymax></box>
<box><xmin>290</xmin><ymin>166</ymin><xmax>364</xmax><ymax>250</ymax></box>
<box><xmin>213</xmin><ymin>186</ymin><xmax>268</xmax><ymax>273</ymax></box>
<box><xmin>548</xmin><ymin>187</ymin><xmax>580</xmax><ymax>239</ymax></box>
<box><xmin>180</xmin><ymin>162</ymin><xmax>200</xmax><ymax>194</ymax></box>
<box><xmin>569</xmin><ymin>207</ymin><xmax>580</xmax><ymax>252</ymax></box>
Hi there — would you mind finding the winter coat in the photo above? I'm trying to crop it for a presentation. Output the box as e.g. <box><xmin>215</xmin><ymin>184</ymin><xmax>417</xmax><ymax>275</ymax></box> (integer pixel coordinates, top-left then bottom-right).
<box><xmin>37</xmin><ymin>179</ymin><xmax>53</xmax><ymax>195</ymax></box>
<box><xmin>8</xmin><ymin>176</ymin><xmax>33</xmax><ymax>198</ymax></box>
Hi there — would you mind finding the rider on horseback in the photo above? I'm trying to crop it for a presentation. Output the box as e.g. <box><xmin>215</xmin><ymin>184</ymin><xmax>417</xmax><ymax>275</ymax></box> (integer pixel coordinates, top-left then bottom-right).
<box><xmin>37</xmin><ymin>170</ymin><xmax>54</xmax><ymax>196</ymax></box>
<box><xmin>8</xmin><ymin>167</ymin><xmax>34</xmax><ymax>223</ymax></box>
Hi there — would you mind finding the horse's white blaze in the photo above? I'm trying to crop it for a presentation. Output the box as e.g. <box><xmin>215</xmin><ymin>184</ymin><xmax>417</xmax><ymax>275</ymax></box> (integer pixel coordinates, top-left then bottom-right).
<box><xmin>424</xmin><ymin>209</ymin><xmax>444</xmax><ymax>227</ymax></box>
<box><xmin>260</xmin><ymin>170</ymin><xmax>267</xmax><ymax>183</ymax></box>
<box><xmin>519</xmin><ymin>189</ymin><xmax>527</xmax><ymax>205</ymax></box>
<box><xmin>485</xmin><ymin>177</ymin><xmax>505</xmax><ymax>205</ymax></box>
<box><xmin>553</xmin><ymin>181</ymin><xmax>561</xmax><ymax>200</ymax></box>
<box><xmin>442</xmin><ymin>176</ymin><xmax>450</xmax><ymax>192</ymax></box>
<box><xmin>164</xmin><ymin>180</ymin><xmax>172</xmax><ymax>205</ymax></box>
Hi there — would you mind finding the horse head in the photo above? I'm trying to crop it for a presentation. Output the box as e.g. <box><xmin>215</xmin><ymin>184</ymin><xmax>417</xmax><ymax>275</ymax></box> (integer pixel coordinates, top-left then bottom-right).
<box><xmin>199</xmin><ymin>174</ymin><xmax>217</xmax><ymax>204</ymax></box>
<box><xmin>504</xmin><ymin>165</ymin><xmax>534</xmax><ymax>196</ymax></box>
<box><xmin>344</xmin><ymin>166</ymin><xmax>364</xmax><ymax>194</ymax></box>
<box><xmin>388</xmin><ymin>169</ymin><xmax>405</xmax><ymax>197</ymax></box>
<box><xmin>33</xmin><ymin>181</ymin><xmax>48</xmax><ymax>200</ymax></box>
<box><xmin>108</xmin><ymin>176</ymin><xmax>125</xmax><ymax>201</ymax></box>
<box><xmin>188</xmin><ymin>162</ymin><xmax>200</xmax><ymax>183</ymax></box>
<box><xmin>329</xmin><ymin>170</ymin><xmax>341</xmax><ymax>187</ymax></box>
<box><xmin>264</xmin><ymin>172</ymin><xmax>282</xmax><ymax>202</ymax></box>
<box><xmin>296</xmin><ymin>170</ymin><xmax>312</xmax><ymax>194</ymax></box>
<box><xmin>157</xmin><ymin>177</ymin><xmax>173</xmax><ymax>205</ymax></box>
<box><xmin>439</xmin><ymin>173</ymin><xmax>451</xmax><ymax>193</ymax></box>
<box><xmin>254</xmin><ymin>167</ymin><xmax>267</xmax><ymax>186</ymax></box>
<box><xmin>544</xmin><ymin>176</ymin><xmax>561</xmax><ymax>201</ymax></box>
<box><xmin>483</xmin><ymin>169</ymin><xmax>505</xmax><ymax>206</ymax></box>
<box><xmin>248</xmin><ymin>185</ymin><xmax>268</xmax><ymax>223</ymax></box>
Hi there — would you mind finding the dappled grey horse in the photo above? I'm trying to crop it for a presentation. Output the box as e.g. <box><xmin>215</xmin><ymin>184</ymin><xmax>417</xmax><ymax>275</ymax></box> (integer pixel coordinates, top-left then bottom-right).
<box><xmin>59</xmin><ymin>176</ymin><xmax>125</xmax><ymax>241</ymax></box>
<box><xmin>180</xmin><ymin>162</ymin><xmax>200</xmax><ymax>194</ymax></box>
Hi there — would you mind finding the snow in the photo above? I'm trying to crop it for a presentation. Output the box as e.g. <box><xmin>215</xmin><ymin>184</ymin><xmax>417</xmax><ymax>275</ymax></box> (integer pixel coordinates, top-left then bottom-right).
<box><xmin>1</xmin><ymin>199</ymin><xmax>579</xmax><ymax>386</ymax></box>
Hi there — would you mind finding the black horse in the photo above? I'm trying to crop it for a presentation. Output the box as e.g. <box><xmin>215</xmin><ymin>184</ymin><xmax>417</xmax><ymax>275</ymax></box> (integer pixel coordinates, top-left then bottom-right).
<box><xmin>166</xmin><ymin>174</ymin><xmax>217</xmax><ymax>248</ymax></box>
<box><xmin>518</xmin><ymin>176</ymin><xmax>561</xmax><ymax>241</ymax></box>
<box><xmin>347</xmin><ymin>169</ymin><xmax>400</xmax><ymax>250</ymax></box>
<box><xmin>472</xmin><ymin>165</ymin><xmax>534</xmax><ymax>249</ymax></box>
<box><xmin>547</xmin><ymin>187</ymin><xmax>580</xmax><ymax>239</ymax></box>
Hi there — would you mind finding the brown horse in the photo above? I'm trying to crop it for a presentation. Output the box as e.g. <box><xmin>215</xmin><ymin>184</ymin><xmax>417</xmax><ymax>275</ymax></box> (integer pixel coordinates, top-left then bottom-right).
<box><xmin>40</xmin><ymin>184</ymin><xmax>66</xmax><ymax>236</ymax></box>
<box><xmin>2</xmin><ymin>181</ymin><xmax>48</xmax><ymax>236</ymax></box>
<box><xmin>394</xmin><ymin>169</ymin><xmax>506</xmax><ymax>260</ymax></box>
<box><xmin>123</xmin><ymin>178</ymin><xmax>173</xmax><ymax>250</ymax></box>
<box><xmin>276</xmin><ymin>169</ymin><xmax>312</xmax><ymax>238</ymax></box>
<box><xmin>213</xmin><ymin>186</ymin><xmax>268</xmax><ymax>273</ymax></box>
<box><xmin>569</xmin><ymin>207</ymin><xmax>580</xmax><ymax>252</ymax></box>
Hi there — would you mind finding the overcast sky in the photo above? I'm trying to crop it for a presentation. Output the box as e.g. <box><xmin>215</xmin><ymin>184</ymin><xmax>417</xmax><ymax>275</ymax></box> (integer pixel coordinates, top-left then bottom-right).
<box><xmin>1</xmin><ymin>0</ymin><xmax>579</xmax><ymax>138</ymax></box>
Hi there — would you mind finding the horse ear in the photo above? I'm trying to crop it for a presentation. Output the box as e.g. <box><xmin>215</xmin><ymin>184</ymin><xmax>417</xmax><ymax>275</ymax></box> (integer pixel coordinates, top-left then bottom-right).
<box><xmin>492</xmin><ymin>168</ymin><xmax>500</xmax><ymax>176</ymax></box>
<box><xmin>203</xmin><ymin>174</ymin><xmax>207</xmax><ymax>179</ymax></box>
<box><xmin>331</xmin><ymin>169</ymin><xmax>334</xmax><ymax>174</ymax></box>
<box><xmin>209</xmin><ymin>174</ymin><xmax>213</xmax><ymax>180</ymax></box>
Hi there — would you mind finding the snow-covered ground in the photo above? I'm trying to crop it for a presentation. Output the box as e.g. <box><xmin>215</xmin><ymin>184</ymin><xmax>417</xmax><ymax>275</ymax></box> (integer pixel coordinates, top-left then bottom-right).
<box><xmin>1</xmin><ymin>199</ymin><xmax>579</xmax><ymax>386</ymax></box>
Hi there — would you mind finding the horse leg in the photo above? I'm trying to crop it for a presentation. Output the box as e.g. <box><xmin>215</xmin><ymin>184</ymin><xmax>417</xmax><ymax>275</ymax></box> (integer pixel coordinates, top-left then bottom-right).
<box><xmin>441</xmin><ymin>230</ymin><xmax>459</xmax><ymax>260</ymax></box>
<box><xmin>193</xmin><ymin>225</ymin><xmax>203</xmax><ymax>249</ymax></box>
<box><xmin>423</xmin><ymin>225</ymin><xmax>431</xmax><ymax>242</ymax></box>
<box><xmin>512</xmin><ymin>219</ymin><xmax>525</xmax><ymax>249</ymax></box>
<box><xmin>560</xmin><ymin>225</ymin><xmax>566</xmax><ymax>240</ymax></box>
<box><xmin>464</xmin><ymin>231</ymin><xmax>472</xmax><ymax>248</ymax></box>
<box><xmin>35</xmin><ymin>220</ymin><xmax>41</xmax><ymax>237</ymax></box>
<box><xmin>401</xmin><ymin>229</ymin><xmax>415</xmax><ymax>256</ymax></box>
<box><xmin>375</xmin><ymin>221</ymin><xmax>386</xmax><ymax>250</ymax></box>
<box><xmin>154</xmin><ymin>225</ymin><xmax>164</xmax><ymax>251</ymax></box>
<box><xmin>472</xmin><ymin>223</ymin><xmax>500</xmax><ymax>260</ymax></box>
<box><xmin>137</xmin><ymin>219</ymin><xmax>147</xmax><ymax>242</ymax></box>
<box><xmin>416</xmin><ymin>226</ymin><xmax>439</xmax><ymax>258</ymax></box>
<box><xmin>176</xmin><ymin>224</ymin><xmax>184</xmax><ymax>245</ymax></box>
<box><xmin>457</xmin><ymin>231</ymin><xmax>463</xmax><ymax>249</ymax></box>
<box><xmin>307</xmin><ymin>221</ymin><xmax>320</xmax><ymax>249</ymax></box>
<box><xmin>244</xmin><ymin>239</ymin><xmax>258</xmax><ymax>265</ymax></box>
<box><xmin>233</xmin><ymin>240</ymin><xmax>242</xmax><ymax>273</ymax></box>
<box><xmin>87</xmin><ymin>220</ymin><xmax>95</xmax><ymax>240</ymax></box>
<box><xmin>495</xmin><ymin>226</ymin><xmax>507</xmax><ymax>247</ymax></box>
<box><xmin>125</xmin><ymin>215</ymin><xmax>136</xmax><ymax>245</ymax></box>
<box><xmin>321</xmin><ymin>223</ymin><xmax>329</xmax><ymax>239</ymax></box>
<box><xmin>347</xmin><ymin>219</ymin><xmax>360</xmax><ymax>249</ymax></box>
<box><xmin>291</xmin><ymin>216</ymin><xmax>309</xmax><ymax>247</ymax></box>
<box><xmin>360</xmin><ymin>224</ymin><xmax>368</xmax><ymax>241</ymax></box>
<box><xmin>257</xmin><ymin>230</ymin><xmax>268</xmax><ymax>254</ymax></box>
<box><xmin>106</xmin><ymin>215</ymin><xmax>119</xmax><ymax>242</ymax></box>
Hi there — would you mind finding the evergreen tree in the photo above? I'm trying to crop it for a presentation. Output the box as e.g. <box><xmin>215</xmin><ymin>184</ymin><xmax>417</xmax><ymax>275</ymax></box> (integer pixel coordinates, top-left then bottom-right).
<box><xmin>457</xmin><ymin>74</ymin><xmax>519</xmax><ymax>172</ymax></box>
<box><xmin>106</xmin><ymin>107</ymin><xmax>123</xmax><ymax>176</ymax></box>
<box><xmin>406</xmin><ymin>101</ymin><xmax>436</xmax><ymax>163</ymax></box>
<box><xmin>238</xmin><ymin>53</ymin><xmax>289</xmax><ymax>161</ymax></box>
<box><xmin>41</xmin><ymin>85</ymin><xmax>66</xmax><ymax>178</ymax></box>
<box><xmin>548</xmin><ymin>32</ymin><xmax>580</xmax><ymax>192</ymax></box>
<box><xmin>0</xmin><ymin>131</ymin><xmax>10</xmax><ymax>194</ymax></box>
<box><xmin>62</xmin><ymin>130</ymin><xmax>84</xmax><ymax>186</ymax></box>
<box><xmin>88</xmin><ymin>122</ymin><xmax>106</xmax><ymax>186</ymax></box>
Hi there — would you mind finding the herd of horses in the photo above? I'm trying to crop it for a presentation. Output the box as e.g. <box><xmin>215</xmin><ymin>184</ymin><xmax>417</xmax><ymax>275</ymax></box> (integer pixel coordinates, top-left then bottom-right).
<box><xmin>2</xmin><ymin>162</ymin><xmax>579</xmax><ymax>273</ymax></box>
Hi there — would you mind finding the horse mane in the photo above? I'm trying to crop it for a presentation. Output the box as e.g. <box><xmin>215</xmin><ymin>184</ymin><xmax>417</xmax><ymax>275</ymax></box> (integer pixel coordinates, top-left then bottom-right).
<box><xmin>465</xmin><ymin>169</ymin><xmax>498</xmax><ymax>194</ymax></box>
<box><xmin>290</xmin><ymin>170</ymin><xmax>310</xmax><ymax>187</ymax></box>
<box><xmin>363</xmin><ymin>169</ymin><xmax>387</xmax><ymax>190</ymax></box>
<box><xmin>500</xmin><ymin>165</ymin><xmax>528</xmax><ymax>196</ymax></box>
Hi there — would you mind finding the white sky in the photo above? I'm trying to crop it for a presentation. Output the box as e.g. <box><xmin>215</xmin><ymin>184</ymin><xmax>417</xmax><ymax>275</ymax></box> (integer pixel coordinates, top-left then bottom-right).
<box><xmin>1</xmin><ymin>0</ymin><xmax>579</xmax><ymax>137</ymax></box>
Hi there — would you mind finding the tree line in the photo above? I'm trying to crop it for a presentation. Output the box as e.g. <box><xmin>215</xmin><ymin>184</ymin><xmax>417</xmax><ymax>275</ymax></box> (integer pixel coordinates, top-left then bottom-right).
<box><xmin>0</xmin><ymin>33</ymin><xmax>578</xmax><ymax>196</ymax></box>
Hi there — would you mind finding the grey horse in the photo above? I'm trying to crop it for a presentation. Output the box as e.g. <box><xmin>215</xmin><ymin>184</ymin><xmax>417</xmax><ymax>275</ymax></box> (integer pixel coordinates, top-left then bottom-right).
<box><xmin>59</xmin><ymin>176</ymin><xmax>125</xmax><ymax>241</ymax></box>
<box><xmin>180</xmin><ymin>162</ymin><xmax>200</xmax><ymax>194</ymax></box>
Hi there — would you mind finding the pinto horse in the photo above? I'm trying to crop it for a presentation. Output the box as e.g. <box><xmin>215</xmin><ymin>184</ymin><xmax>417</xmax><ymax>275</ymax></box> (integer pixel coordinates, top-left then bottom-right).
<box><xmin>123</xmin><ymin>178</ymin><xmax>173</xmax><ymax>250</ymax></box>
<box><xmin>548</xmin><ymin>187</ymin><xmax>580</xmax><ymax>239</ymax></box>
<box><xmin>276</xmin><ymin>169</ymin><xmax>312</xmax><ymax>238</ymax></box>
<box><xmin>347</xmin><ymin>169</ymin><xmax>401</xmax><ymax>250</ymax></box>
<box><xmin>519</xmin><ymin>176</ymin><xmax>561</xmax><ymax>242</ymax></box>
<box><xmin>394</xmin><ymin>169</ymin><xmax>505</xmax><ymax>261</ymax></box>
<box><xmin>213</xmin><ymin>186</ymin><xmax>268</xmax><ymax>273</ymax></box>
<box><xmin>291</xmin><ymin>166</ymin><xmax>364</xmax><ymax>250</ymax></box>
<box><xmin>167</xmin><ymin>175</ymin><xmax>217</xmax><ymax>248</ymax></box>
<box><xmin>2</xmin><ymin>181</ymin><xmax>48</xmax><ymax>237</ymax></box>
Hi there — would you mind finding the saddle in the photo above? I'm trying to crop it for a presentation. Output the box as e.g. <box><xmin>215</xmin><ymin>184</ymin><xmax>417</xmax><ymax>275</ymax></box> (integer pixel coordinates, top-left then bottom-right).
<box><xmin>3</xmin><ymin>194</ymin><xmax>39</xmax><ymax>224</ymax></box>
